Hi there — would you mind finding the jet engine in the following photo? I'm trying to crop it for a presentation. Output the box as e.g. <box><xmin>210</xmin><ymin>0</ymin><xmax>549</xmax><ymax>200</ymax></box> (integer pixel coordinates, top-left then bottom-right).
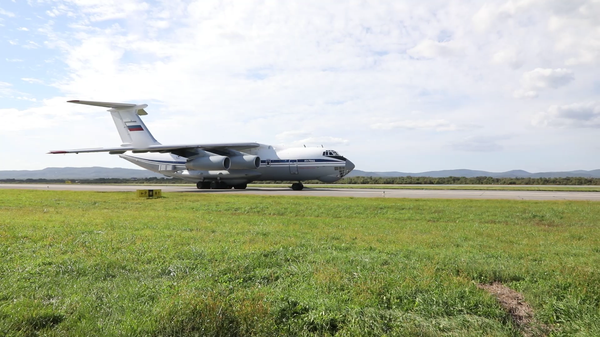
<box><xmin>186</xmin><ymin>155</ymin><xmax>230</xmax><ymax>171</ymax></box>
<box><xmin>229</xmin><ymin>155</ymin><xmax>260</xmax><ymax>170</ymax></box>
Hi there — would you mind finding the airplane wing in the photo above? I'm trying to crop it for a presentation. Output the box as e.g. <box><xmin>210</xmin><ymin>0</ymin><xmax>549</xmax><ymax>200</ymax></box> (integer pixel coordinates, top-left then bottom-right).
<box><xmin>49</xmin><ymin>143</ymin><xmax>261</xmax><ymax>157</ymax></box>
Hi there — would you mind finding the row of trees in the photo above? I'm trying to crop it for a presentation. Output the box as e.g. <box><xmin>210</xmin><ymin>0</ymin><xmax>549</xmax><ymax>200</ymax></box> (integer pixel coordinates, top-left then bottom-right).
<box><xmin>0</xmin><ymin>177</ymin><xmax>187</xmax><ymax>184</ymax></box>
<box><xmin>338</xmin><ymin>176</ymin><xmax>600</xmax><ymax>185</ymax></box>
<box><xmin>3</xmin><ymin>176</ymin><xmax>600</xmax><ymax>185</ymax></box>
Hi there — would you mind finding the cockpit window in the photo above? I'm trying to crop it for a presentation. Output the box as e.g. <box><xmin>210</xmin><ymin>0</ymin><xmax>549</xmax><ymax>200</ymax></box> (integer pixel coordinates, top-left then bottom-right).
<box><xmin>323</xmin><ymin>150</ymin><xmax>346</xmax><ymax>161</ymax></box>
<box><xmin>323</xmin><ymin>150</ymin><xmax>339</xmax><ymax>156</ymax></box>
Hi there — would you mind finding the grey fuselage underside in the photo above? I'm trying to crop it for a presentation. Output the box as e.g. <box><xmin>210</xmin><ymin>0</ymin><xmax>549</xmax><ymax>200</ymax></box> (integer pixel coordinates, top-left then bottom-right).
<box><xmin>119</xmin><ymin>152</ymin><xmax>352</xmax><ymax>184</ymax></box>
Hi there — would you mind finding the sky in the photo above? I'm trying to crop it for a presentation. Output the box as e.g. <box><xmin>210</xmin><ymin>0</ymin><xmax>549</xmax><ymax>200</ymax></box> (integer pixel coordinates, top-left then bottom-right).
<box><xmin>1</xmin><ymin>0</ymin><xmax>600</xmax><ymax>173</ymax></box>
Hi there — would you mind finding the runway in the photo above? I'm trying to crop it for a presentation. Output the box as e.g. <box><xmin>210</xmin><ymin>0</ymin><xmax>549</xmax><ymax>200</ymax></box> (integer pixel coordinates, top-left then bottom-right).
<box><xmin>2</xmin><ymin>184</ymin><xmax>600</xmax><ymax>200</ymax></box>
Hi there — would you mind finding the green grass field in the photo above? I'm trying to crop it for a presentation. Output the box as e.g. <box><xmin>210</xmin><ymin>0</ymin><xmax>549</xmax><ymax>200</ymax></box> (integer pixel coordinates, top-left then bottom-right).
<box><xmin>1</xmin><ymin>190</ymin><xmax>599</xmax><ymax>336</ymax></box>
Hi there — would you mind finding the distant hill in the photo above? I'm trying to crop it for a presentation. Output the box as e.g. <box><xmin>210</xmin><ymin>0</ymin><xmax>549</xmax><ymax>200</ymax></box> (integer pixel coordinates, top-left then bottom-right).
<box><xmin>346</xmin><ymin>169</ymin><xmax>600</xmax><ymax>179</ymax></box>
<box><xmin>0</xmin><ymin>167</ymin><xmax>165</xmax><ymax>180</ymax></box>
<box><xmin>2</xmin><ymin>167</ymin><xmax>600</xmax><ymax>180</ymax></box>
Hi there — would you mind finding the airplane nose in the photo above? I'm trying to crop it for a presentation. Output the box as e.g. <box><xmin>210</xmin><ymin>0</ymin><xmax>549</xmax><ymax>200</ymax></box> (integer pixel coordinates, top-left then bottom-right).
<box><xmin>345</xmin><ymin>159</ymin><xmax>355</xmax><ymax>173</ymax></box>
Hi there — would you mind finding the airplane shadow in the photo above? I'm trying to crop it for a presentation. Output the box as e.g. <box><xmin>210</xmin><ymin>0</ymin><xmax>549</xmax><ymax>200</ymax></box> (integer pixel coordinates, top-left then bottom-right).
<box><xmin>179</xmin><ymin>187</ymin><xmax>334</xmax><ymax>193</ymax></box>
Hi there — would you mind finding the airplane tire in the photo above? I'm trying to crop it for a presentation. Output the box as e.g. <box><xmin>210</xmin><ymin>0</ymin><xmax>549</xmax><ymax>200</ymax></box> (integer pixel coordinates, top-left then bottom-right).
<box><xmin>233</xmin><ymin>184</ymin><xmax>247</xmax><ymax>190</ymax></box>
<box><xmin>291</xmin><ymin>182</ymin><xmax>304</xmax><ymax>191</ymax></box>
<box><xmin>197</xmin><ymin>181</ymin><xmax>212</xmax><ymax>189</ymax></box>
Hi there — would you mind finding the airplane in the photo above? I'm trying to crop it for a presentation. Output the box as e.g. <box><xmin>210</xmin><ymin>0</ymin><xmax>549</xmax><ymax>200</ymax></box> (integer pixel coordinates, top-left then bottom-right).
<box><xmin>49</xmin><ymin>100</ymin><xmax>355</xmax><ymax>190</ymax></box>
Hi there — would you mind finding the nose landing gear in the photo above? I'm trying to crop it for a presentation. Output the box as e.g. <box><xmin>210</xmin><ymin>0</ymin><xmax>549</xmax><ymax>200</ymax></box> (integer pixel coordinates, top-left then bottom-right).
<box><xmin>291</xmin><ymin>182</ymin><xmax>304</xmax><ymax>191</ymax></box>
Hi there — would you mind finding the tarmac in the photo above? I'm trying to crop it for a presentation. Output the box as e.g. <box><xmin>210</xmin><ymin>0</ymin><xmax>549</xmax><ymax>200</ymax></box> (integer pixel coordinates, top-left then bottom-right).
<box><xmin>2</xmin><ymin>184</ymin><xmax>600</xmax><ymax>200</ymax></box>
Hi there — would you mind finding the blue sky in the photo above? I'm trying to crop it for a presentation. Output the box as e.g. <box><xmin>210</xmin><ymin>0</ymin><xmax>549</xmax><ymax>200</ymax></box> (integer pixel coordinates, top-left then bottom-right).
<box><xmin>1</xmin><ymin>0</ymin><xmax>600</xmax><ymax>172</ymax></box>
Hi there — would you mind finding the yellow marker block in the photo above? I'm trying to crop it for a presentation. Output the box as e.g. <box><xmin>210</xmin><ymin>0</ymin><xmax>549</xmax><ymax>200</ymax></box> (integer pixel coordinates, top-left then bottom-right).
<box><xmin>137</xmin><ymin>189</ymin><xmax>162</xmax><ymax>198</ymax></box>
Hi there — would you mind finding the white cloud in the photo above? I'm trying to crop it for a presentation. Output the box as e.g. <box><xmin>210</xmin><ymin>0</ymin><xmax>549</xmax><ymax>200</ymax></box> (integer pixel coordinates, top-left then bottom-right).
<box><xmin>407</xmin><ymin>40</ymin><xmax>463</xmax><ymax>59</ymax></box>
<box><xmin>533</xmin><ymin>102</ymin><xmax>600</xmax><ymax>128</ymax></box>
<box><xmin>0</xmin><ymin>81</ymin><xmax>15</xmax><ymax>96</ymax></box>
<box><xmin>371</xmin><ymin>119</ymin><xmax>458</xmax><ymax>131</ymax></box>
<box><xmin>491</xmin><ymin>48</ymin><xmax>523</xmax><ymax>69</ymax></box>
<box><xmin>473</xmin><ymin>0</ymin><xmax>600</xmax><ymax>67</ymax></box>
<box><xmin>16</xmin><ymin>97</ymin><xmax>38</xmax><ymax>102</ymax></box>
<box><xmin>17</xmin><ymin>27</ymin><xmax>28</xmax><ymax>31</ymax></box>
<box><xmin>0</xmin><ymin>8</ymin><xmax>15</xmax><ymax>17</ymax></box>
<box><xmin>471</xmin><ymin>1</ymin><xmax>526</xmax><ymax>33</ymax></box>
<box><xmin>450</xmin><ymin>135</ymin><xmax>509</xmax><ymax>152</ymax></box>
<box><xmin>513</xmin><ymin>68</ymin><xmax>574</xmax><ymax>98</ymax></box>
<box><xmin>65</xmin><ymin>0</ymin><xmax>150</xmax><ymax>22</ymax></box>
<box><xmin>276</xmin><ymin>130</ymin><xmax>312</xmax><ymax>141</ymax></box>
<box><xmin>286</xmin><ymin>136</ymin><xmax>350</xmax><ymax>148</ymax></box>
<box><xmin>275</xmin><ymin>130</ymin><xmax>348</xmax><ymax>148</ymax></box>
<box><xmin>22</xmin><ymin>78</ymin><xmax>44</xmax><ymax>84</ymax></box>
<box><xmin>0</xmin><ymin>82</ymin><xmax>38</xmax><ymax>101</ymax></box>
<box><xmin>0</xmin><ymin>97</ymin><xmax>83</xmax><ymax>132</ymax></box>
<box><xmin>46</xmin><ymin>3</ymin><xmax>74</xmax><ymax>18</ymax></box>
<box><xmin>522</xmin><ymin>68</ymin><xmax>574</xmax><ymax>89</ymax></box>
<box><xmin>546</xmin><ymin>0</ymin><xmax>600</xmax><ymax>65</ymax></box>
<box><xmin>513</xmin><ymin>90</ymin><xmax>538</xmax><ymax>99</ymax></box>
<box><xmin>23</xmin><ymin>41</ymin><xmax>41</xmax><ymax>49</ymax></box>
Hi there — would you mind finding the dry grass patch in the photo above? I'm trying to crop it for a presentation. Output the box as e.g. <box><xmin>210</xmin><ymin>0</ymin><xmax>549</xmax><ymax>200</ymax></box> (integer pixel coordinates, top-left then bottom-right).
<box><xmin>478</xmin><ymin>282</ymin><xmax>552</xmax><ymax>337</ymax></box>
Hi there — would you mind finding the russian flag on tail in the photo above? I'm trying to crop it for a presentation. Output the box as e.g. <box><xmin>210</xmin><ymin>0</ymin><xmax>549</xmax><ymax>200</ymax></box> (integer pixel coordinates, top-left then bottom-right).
<box><xmin>127</xmin><ymin>124</ymin><xmax>144</xmax><ymax>131</ymax></box>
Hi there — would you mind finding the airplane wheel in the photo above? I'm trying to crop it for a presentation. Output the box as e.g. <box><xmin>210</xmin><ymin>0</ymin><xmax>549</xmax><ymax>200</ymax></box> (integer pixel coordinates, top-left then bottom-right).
<box><xmin>291</xmin><ymin>182</ymin><xmax>304</xmax><ymax>191</ymax></box>
<box><xmin>196</xmin><ymin>181</ymin><xmax>211</xmax><ymax>189</ymax></box>
<box><xmin>233</xmin><ymin>184</ymin><xmax>247</xmax><ymax>190</ymax></box>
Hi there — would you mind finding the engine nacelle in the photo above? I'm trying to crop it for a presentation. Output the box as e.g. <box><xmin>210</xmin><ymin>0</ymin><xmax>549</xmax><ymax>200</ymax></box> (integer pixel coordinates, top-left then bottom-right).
<box><xmin>186</xmin><ymin>156</ymin><xmax>230</xmax><ymax>171</ymax></box>
<box><xmin>229</xmin><ymin>155</ymin><xmax>260</xmax><ymax>170</ymax></box>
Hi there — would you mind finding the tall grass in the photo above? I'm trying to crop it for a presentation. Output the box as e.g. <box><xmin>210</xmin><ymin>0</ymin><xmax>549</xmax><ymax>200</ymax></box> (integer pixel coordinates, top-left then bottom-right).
<box><xmin>0</xmin><ymin>190</ymin><xmax>599</xmax><ymax>336</ymax></box>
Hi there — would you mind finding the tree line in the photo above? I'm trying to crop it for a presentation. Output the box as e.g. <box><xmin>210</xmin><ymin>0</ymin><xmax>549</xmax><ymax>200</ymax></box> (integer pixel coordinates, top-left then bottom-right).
<box><xmin>337</xmin><ymin>176</ymin><xmax>600</xmax><ymax>185</ymax></box>
<box><xmin>2</xmin><ymin>176</ymin><xmax>600</xmax><ymax>185</ymax></box>
<box><xmin>0</xmin><ymin>177</ymin><xmax>186</xmax><ymax>184</ymax></box>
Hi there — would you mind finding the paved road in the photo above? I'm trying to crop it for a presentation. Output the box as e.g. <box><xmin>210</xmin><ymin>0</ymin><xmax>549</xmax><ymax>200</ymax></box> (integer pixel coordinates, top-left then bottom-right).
<box><xmin>2</xmin><ymin>184</ymin><xmax>600</xmax><ymax>200</ymax></box>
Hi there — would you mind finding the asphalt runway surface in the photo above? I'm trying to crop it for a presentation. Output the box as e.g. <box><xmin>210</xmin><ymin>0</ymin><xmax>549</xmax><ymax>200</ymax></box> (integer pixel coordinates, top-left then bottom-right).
<box><xmin>2</xmin><ymin>184</ymin><xmax>600</xmax><ymax>200</ymax></box>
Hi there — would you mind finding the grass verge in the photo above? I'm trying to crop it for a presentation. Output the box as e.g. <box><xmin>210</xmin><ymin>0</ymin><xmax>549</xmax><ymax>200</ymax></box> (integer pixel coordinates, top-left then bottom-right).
<box><xmin>1</xmin><ymin>190</ymin><xmax>599</xmax><ymax>336</ymax></box>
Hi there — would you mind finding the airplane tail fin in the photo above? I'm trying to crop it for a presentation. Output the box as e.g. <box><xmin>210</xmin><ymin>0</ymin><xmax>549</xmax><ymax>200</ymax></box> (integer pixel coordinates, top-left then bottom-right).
<box><xmin>68</xmin><ymin>100</ymin><xmax>161</xmax><ymax>147</ymax></box>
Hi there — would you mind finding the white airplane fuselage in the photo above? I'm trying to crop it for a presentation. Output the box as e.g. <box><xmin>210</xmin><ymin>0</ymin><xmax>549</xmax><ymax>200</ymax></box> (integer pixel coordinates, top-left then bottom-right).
<box><xmin>120</xmin><ymin>144</ymin><xmax>354</xmax><ymax>186</ymax></box>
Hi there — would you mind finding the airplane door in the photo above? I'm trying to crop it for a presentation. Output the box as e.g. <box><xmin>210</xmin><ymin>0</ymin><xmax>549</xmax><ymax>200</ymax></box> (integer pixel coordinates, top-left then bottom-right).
<box><xmin>289</xmin><ymin>160</ymin><xmax>298</xmax><ymax>175</ymax></box>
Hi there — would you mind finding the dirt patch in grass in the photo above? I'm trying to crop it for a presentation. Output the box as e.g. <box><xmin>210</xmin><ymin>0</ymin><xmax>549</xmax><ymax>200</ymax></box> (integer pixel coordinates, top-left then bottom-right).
<box><xmin>478</xmin><ymin>282</ymin><xmax>550</xmax><ymax>337</ymax></box>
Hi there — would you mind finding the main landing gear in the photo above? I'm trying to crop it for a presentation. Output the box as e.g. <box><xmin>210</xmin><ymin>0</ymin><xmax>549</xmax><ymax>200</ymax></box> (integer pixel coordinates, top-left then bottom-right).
<box><xmin>196</xmin><ymin>181</ymin><xmax>211</xmax><ymax>189</ymax></box>
<box><xmin>196</xmin><ymin>181</ymin><xmax>247</xmax><ymax>190</ymax></box>
<box><xmin>291</xmin><ymin>182</ymin><xmax>304</xmax><ymax>191</ymax></box>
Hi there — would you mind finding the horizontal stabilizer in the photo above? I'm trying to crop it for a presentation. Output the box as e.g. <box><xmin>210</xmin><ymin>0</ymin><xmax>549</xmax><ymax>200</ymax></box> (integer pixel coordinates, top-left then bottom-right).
<box><xmin>68</xmin><ymin>100</ymin><xmax>147</xmax><ymax>115</ymax></box>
